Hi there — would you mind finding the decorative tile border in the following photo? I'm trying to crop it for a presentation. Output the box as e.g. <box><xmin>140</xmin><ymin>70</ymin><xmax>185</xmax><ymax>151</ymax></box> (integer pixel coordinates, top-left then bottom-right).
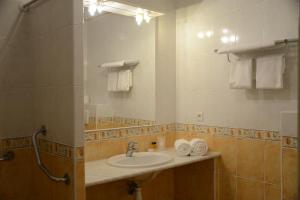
<box><xmin>85</xmin><ymin>123</ymin><xmax>176</xmax><ymax>142</ymax></box>
<box><xmin>1</xmin><ymin>137</ymin><xmax>32</xmax><ymax>149</ymax></box>
<box><xmin>85</xmin><ymin>116</ymin><xmax>157</xmax><ymax>130</ymax></box>
<box><xmin>75</xmin><ymin>146</ymin><xmax>84</xmax><ymax>160</ymax></box>
<box><xmin>175</xmin><ymin>123</ymin><xmax>282</xmax><ymax>141</ymax></box>
<box><xmin>282</xmin><ymin>136</ymin><xmax>298</xmax><ymax>148</ymax></box>
<box><xmin>0</xmin><ymin>137</ymin><xmax>84</xmax><ymax>160</ymax></box>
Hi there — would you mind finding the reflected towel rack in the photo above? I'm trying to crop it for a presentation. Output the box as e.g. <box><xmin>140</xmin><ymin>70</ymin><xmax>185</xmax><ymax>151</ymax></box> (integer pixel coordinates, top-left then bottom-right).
<box><xmin>214</xmin><ymin>38</ymin><xmax>298</xmax><ymax>63</ymax></box>
<box><xmin>32</xmin><ymin>126</ymin><xmax>70</xmax><ymax>185</ymax></box>
<box><xmin>99</xmin><ymin>59</ymin><xmax>139</xmax><ymax>69</ymax></box>
<box><xmin>0</xmin><ymin>151</ymin><xmax>14</xmax><ymax>161</ymax></box>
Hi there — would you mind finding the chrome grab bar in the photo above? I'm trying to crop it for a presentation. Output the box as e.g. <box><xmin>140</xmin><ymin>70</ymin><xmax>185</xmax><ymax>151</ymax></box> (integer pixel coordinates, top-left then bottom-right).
<box><xmin>33</xmin><ymin>126</ymin><xmax>70</xmax><ymax>185</ymax></box>
<box><xmin>0</xmin><ymin>151</ymin><xmax>14</xmax><ymax>161</ymax></box>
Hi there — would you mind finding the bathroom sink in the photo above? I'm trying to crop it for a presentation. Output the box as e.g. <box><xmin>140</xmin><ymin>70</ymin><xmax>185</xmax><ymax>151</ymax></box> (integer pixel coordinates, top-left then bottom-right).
<box><xmin>107</xmin><ymin>152</ymin><xmax>173</xmax><ymax>168</ymax></box>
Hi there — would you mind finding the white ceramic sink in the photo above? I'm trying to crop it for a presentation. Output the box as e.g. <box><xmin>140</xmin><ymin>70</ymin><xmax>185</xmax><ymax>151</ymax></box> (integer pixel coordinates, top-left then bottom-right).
<box><xmin>107</xmin><ymin>152</ymin><xmax>173</xmax><ymax>168</ymax></box>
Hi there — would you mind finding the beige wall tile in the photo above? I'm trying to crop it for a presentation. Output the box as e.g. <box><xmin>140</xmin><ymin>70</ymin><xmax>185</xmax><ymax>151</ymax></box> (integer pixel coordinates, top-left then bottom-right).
<box><xmin>85</xmin><ymin>141</ymin><xmax>101</xmax><ymax>161</ymax></box>
<box><xmin>52</xmin><ymin>156</ymin><xmax>74</xmax><ymax>200</ymax></box>
<box><xmin>75</xmin><ymin>159</ymin><xmax>86</xmax><ymax>200</ymax></box>
<box><xmin>218</xmin><ymin>172</ymin><xmax>236</xmax><ymax>200</ymax></box>
<box><xmin>265</xmin><ymin>184</ymin><xmax>281</xmax><ymax>200</ymax></box>
<box><xmin>282</xmin><ymin>148</ymin><xmax>298</xmax><ymax>200</ymax></box>
<box><xmin>0</xmin><ymin>148</ymin><xmax>33</xmax><ymax>200</ymax></box>
<box><xmin>175</xmin><ymin>132</ymin><xmax>191</xmax><ymax>140</ymax></box>
<box><xmin>99</xmin><ymin>139</ymin><xmax>127</xmax><ymax>159</ymax></box>
<box><xmin>31</xmin><ymin>152</ymin><xmax>54</xmax><ymax>200</ymax></box>
<box><xmin>236</xmin><ymin>178</ymin><xmax>264</xmax><ymax>200</ymax></box>
<box><xmin>237</xmin><ymin>138</ymin><xmax>265</xmax><ymax>181</ymax></box>
<box><xmin>264</xmin><ymin>141</ymin><xmax>281</xmax><ymax>185</ymax></box>
<box><xmin>213</xmin><ymin>135</ymin><xmax>237</xmax><ymax>175</ymax></box>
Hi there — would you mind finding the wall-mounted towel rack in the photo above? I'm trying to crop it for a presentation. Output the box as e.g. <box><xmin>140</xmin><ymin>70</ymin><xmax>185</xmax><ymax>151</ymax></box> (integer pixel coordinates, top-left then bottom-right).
<box><xmin>20</xmin><ymin>0</ymin><xmax>41</xmax><ymax>12</ymax></box>
<box><xmin>214</xmin><ymin>38</ymin><xmax>298</xmax><ymax>62</ymax></box>
<box><xmin>32</xmin><ymin>126</ymin><xmax>70</xmax><ymax>185</ymax></box>
<box><xmin>0</xmin><ymin>151</ymin><xmax>14</xmax><ymax>161</ymax></box>
<box><xmin>99</xmin><ymin>59</ymin><xmax>139</xmax><ymax>69</ymax></box>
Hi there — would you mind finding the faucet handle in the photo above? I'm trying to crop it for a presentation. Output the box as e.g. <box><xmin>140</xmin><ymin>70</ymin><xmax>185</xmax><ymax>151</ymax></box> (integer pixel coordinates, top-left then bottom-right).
<box><xmin>127</xmin><ymin>141</ymin><xmax>138</xmax><ymax>149</ymax></box>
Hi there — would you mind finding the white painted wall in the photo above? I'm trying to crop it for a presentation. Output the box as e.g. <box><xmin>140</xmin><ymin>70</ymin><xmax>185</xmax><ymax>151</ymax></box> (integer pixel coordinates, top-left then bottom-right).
<box><xmin>176</xmin><ymin>0</ymin><xmax>298</xmax><ymax>130</ymax></box>
<box><xmin>85</xmin><ymin>13</ymin><xmax>156</xmax><ymax>120</ymax></box>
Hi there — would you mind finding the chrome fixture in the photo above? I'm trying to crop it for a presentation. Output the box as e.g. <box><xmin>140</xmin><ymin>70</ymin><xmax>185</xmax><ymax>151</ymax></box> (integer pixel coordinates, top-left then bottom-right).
<box><xmin>214</xmin><ymin>38</ymin><xmax>298</xmax><ymax>63</ymax></box>
<box><xmin>20</xmin><ymin>0</ymin><xmax>42</xmax><ymax>12</ymax></box>
<box><xmin>32</xmin><ymin>126</ymin><xmax>70</xmax><ymax>184</ymax></box>
<box><xmin>126</xmin><ymin>141</ymin><xmax>137</xmax><ymax>157</ymax></box>
<box><xmin>0</xmin><ymin>151</ymin><xmax>14</xmax><ymax>161</ymax></box>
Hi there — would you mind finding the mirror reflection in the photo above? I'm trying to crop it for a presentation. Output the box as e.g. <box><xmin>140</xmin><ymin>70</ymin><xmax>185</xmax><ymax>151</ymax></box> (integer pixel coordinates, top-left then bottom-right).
<box><xmin>83</xmin><ymin>2</ymin><xmax>162</xmax><ymax>130</ymax></box>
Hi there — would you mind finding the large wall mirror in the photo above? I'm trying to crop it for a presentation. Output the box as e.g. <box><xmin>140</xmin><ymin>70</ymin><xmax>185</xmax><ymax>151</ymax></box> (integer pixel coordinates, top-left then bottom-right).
<box><xmin>83</xmin><ymin>1</ymin><xmax>163</xmax><ymax>130</ymax></box>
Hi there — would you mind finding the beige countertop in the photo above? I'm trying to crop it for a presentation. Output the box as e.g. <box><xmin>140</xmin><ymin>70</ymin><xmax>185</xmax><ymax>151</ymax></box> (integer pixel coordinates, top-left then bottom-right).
<box><xmin>85</xmin><ymin>148</ymin><xmax>220</xmax><ymax>187</ymax></box>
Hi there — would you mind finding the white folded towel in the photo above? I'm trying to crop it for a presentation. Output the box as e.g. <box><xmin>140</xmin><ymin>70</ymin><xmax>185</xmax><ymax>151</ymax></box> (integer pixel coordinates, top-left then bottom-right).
<box><xmin>190</xmin><ymin>138</ymin><xmax>208</xmax><ymax>156</ymax></box>
<box><xmin>256</xmin><ymin>54</ymin><xmax>285</xmax><ymax>89</ymax></box>
<box><xmin>101</xmin><ymin>60</ymin><xmax>139</xmax><ymax>68</ymax></box>
<box><xmin>117</xmin><ymin>70</ymin><xmax>132</xmax><ymax>91</ymax></box>
<box><xmin>107</xmin><ymin>72</ymin><xmax>119</xmax><ymax>91</ymax></box>
<box><xmin>229</xmin><ymin>59</ymin><xmax>253</xmax><ymax>89</ymax></box>
<box><xmin>174</xmin><ymin>139</ymin><xmax>192</xmax><ymax>156</ymax></box>
<box><xmin>102</xmin><ymin>61</ymin><xmax>125</xmax><ymax>68</ymax></box>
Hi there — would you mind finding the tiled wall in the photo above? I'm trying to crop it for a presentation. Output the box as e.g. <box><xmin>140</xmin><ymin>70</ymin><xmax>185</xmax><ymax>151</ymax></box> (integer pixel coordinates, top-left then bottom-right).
<box><xmin>0</xmin><ymin>137</ymin><xmax>85</xmax><ymax>200</ymax></box>
<box><xmin>84</xmin><ymin>123</ymin><xmax>298</xmax><ymax>200</ymax></box>
<box><xmin>0</xmin><ymin>0</ymin><xmax>85</xmax><ymax>199</ymax></box>
<box><xmin>85</xmin><ymin>124</ymin><xmax>176</xmax><ymax>161</ymax></box>
<box><xmin>176</xmin><ymin>0</ymin><xmax>298</xmax><ymax>131</ymax></box>
<box><xmin>176</xmin><ymin>124</ymin><xmax>298</xmax><ymax>200</ymax></box>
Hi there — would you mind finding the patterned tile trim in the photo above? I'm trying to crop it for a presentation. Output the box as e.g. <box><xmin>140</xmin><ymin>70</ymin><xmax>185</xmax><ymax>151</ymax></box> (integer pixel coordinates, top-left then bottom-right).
<box><xmin>282</xmin><ymin>136</ymin><xmax>298</xmax><ymax>148</ymax></box>
<box><xmin>176</xmin><ymin>123</ymin><xmax>281</xmax><ymax>141</ymax></box>
<box><xmin>0</xmin><ymin>137</ymin><xmax>84</xmax><ymax>160</ymax></box>
<box><xmin>85</xmin><ymin>123</ymin><xmax>176</xmax><ymax>142</ymax></box>
<box><xmin>85</xmin><ymin>116</ymin><xmax>156</xmax><ymax>130</ymax></box>
<box><xmin>1</xmin><ymin>137</ymin><xmax>32</xmax><ymax>149</ymax></box>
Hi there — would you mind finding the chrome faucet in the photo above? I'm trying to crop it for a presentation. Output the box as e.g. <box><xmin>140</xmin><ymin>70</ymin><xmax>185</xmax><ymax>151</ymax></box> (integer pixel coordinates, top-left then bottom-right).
<box><xmin>126</xmin><ymin>141</ymin><xmax>138</xmax><ymax>157</ymax></box>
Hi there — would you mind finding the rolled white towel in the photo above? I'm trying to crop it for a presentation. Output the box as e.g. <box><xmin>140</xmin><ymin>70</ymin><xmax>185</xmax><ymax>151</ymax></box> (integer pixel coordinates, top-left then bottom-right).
<box><xmin>190</xmin><ymin>138</ymin><xmax>208</xmax><ymax>156</ymax></box>
<box><xmin>175</xmin><ymin>139</ymin><xmax>192</xmax><ymax>156</ymax></box>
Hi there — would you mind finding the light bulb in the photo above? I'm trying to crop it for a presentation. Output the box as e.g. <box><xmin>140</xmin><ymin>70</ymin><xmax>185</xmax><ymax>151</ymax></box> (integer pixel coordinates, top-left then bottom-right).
<box><xmin>88</xmin><ymin>4</ymin><xmax>97</xmax><ymax>16</ymax></box>
<box><xmin>135</xmin><ymin>14</ymin><xmax>143</xmax><ymax>26</ymax></box>
<box><xmin>221</xmin><ymin>36</ymin><xmax>229</xmax><ymax>44</ymax></box>
<box><xmin>97</xmin><ymin>5</ymin><xmax>103</xmax><ymax>14</ymax></box>
<box><xmin>206</xmin><ymin>31</ymin><xmax>214</xmax><ymax>38</ymax></box>
<box><xmin>136</xmin><ymin>8</ymin><xmax>143</xmax><ymax>13</ymax></box>
<box><xmin>230</xmin><ymin>35</ymin><xmax>236</xmax><ymax>42</ymax></box>
<box><xmin>222</xmin><ymin>28</ymin><xmax>229</xmax><ymax>34</ymax></box>
<box><xmin>197</xmin><ymin>32</ymin><xmax>205</xmax><ymax>39</ymax></box>
<box><xmin>144</xmin><ymin>11</ymin><xmax>151</xmax><ymax>23</ymax></box>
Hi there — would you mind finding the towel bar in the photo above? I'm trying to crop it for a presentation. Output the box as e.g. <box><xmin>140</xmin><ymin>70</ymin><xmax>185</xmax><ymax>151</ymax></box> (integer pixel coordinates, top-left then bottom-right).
<box><xmin>0</xmin><ymin>151</ymin><xmax>14</xmax><ymax>161</ymax></box>
<box><xmin>32</xmin><ymin>126</ymin><xmax>70</xmax><ymax>185</ymax></box>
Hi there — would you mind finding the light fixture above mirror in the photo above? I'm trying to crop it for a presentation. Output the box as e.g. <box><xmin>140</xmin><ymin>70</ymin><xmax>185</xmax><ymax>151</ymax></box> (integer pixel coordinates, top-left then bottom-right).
<box><xmin>83</xmin><ymin>0</ymin><xmax>163</xmax><ymax>25</ymax></box>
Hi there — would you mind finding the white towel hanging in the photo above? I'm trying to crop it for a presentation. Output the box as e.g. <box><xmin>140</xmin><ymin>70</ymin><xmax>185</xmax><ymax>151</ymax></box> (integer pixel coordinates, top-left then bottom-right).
<box><xmin>256</xmin><ymin>54</ymin><xmax>286</xmax><ymax>89</ymax></box>
<box><xmin>229</xmin><ymin>59</ymin><xmax>253</xmax><ymax>89</ymax></box>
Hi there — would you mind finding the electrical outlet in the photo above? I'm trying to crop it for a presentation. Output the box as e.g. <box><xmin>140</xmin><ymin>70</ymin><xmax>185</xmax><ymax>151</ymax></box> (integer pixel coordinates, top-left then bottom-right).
<box><xmin>196</xmin><ymin>112</ymin><xmax>204</xmax><ymax>122</ymax></box>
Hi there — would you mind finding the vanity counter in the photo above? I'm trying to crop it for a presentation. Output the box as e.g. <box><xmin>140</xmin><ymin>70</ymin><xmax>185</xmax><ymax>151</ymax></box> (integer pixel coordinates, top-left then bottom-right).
<box><xmin>85</xmin><ymin>149</ymin><xmax>220</xmax><ymax>187</ymax></box>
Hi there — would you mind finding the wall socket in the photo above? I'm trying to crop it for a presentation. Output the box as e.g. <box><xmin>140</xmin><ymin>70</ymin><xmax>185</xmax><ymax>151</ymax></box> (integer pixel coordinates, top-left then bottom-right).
<box><xmin>196</xmin><ymin>112</ymin><xmax>204</xmax><ymax>122</ymax></box>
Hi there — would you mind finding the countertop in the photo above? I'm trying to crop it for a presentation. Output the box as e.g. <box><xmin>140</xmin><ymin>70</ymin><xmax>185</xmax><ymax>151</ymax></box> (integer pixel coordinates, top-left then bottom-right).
<box><xmin>85</xmin><ymin>148</ymin><xmax>221</xmax><ymax>187</ymax></box>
